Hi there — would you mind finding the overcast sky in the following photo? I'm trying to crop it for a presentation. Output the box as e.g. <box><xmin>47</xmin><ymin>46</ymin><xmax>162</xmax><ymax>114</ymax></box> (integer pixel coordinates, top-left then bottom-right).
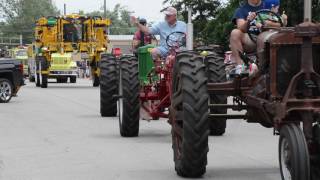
<box><xmin>53</xmin><ymin>0</ymin><xmax>165</xmax><ymax>21</ymax></box>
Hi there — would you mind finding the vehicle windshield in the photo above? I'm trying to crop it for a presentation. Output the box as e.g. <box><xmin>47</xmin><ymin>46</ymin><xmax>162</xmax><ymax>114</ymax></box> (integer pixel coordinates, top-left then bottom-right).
<box><xmin>63</xmin><ymin>22</ymin><xmax>83</xmax><ymax>42</ymax></box>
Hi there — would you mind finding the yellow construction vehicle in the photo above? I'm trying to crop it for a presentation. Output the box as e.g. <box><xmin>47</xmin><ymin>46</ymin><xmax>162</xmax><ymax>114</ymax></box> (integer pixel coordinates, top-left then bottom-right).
<box><xmin>32</xmin><ymin>14</ymin><xmax>111</xmax><ymax>88</ymax></box>
<box><xmin>10</xmin><ymin>46</ymin><xmax>29</xmax><ymax>77</ymax></box>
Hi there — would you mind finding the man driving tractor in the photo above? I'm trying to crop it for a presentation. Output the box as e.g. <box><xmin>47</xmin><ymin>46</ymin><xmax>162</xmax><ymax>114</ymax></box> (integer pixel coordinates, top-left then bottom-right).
<box><xmin>131</xmin><ymin>7</ymin><xmax>187</xmax><ymax>60</ymax></box>
<box><xmin>230</xmin><ymin>0</ymin><xmax>288</xmax><ymax>75</ymax></box>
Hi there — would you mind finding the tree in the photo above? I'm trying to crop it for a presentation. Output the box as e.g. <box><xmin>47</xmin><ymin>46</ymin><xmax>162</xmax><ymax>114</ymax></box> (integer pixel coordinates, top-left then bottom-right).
<box><xmin>203</xmin><ymin>0</ymin><xmax>242</xmax><ymax>49</ymax></box>
<box><xmin>163</xmin><ymin>0</ymin><xmax>221</xmax><ymax>41</ymax></box>
<box><xmin>87</xmin><ymin>4</ymin><xmax>135</xmax><ymax>35</ymax></box>
<box><xmin>281</xmin><ymin>0</ymin><xmax>320</xmax><ymax>25</ymax></box>
<box><xmin>164</xmin><ymin>0</ymin><xmax>320</xmax><ymax>49</ymax></box>
<box><xmin>0</xmin><ymin>0</ymin><xmax>59</xmax><ymax>43</ymax></box>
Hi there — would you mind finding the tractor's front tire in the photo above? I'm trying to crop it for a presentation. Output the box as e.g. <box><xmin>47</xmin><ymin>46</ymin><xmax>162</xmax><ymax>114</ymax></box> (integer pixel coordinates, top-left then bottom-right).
<box><xmin>37</xmin><ymin>56</ymin><xmax>48</xmax><ymax>88</ymax></box>
<box><xmin>206</xmin><ymin>52</ymin><xmax>227</xmax><ymax>136</ymax></box>
<box><xmin>41</xmin><ymin>74</ymin><xmax>48</xmax><ymax>88</ymax></box>
<box><xmin>100</xmin><ymin>55</ymin><xmax>118</xmax><ymax>117</ymax></box>
<box><xmin>35</xmin><ymin>74</ymin><xmax>40</xmax><ymax>87</ymax></box>
<box><xmin>171</xmin><ymin>52</ymin><xmax>209</xmax><ymax>177</ymax></box>
<box><xmin>118</xmin><ymin>56</ymin><xmax>140</xmax><ymax>137</ymax></box>
<box><xmin>279</xmin><ymin>124</ymin><xmax>310</xmax><ymax>180</ymax></box>
<box><xmin>93</xmin><ymin>75</ymin><xmax>100</xmax><ymax>87</ymax></box>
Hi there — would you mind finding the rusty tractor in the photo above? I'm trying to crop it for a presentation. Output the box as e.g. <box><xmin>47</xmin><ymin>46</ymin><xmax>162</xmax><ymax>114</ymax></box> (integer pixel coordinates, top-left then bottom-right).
<box><xmin>170</xmin><ymin>9</ymin><xmax>320</xmax><ymax>180</ymax></box>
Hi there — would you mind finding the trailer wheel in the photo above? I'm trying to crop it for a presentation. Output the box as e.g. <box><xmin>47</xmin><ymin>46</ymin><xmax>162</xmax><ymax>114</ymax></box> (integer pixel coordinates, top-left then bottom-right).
<box><xmin>100</xmin><ymin>55</ymin><xmax>118</xmax><ymax>117</ymax></box>
<box><xmin>171</xmin><ymin>52</ymin><xmax>209</xmax><ymax>177</ymax></box>
<box><xmin>279</xmin><ymin>124</ymin><xmax>310</xmax><ymax>180</ymax></box>
<box><xmin>70</xmin><ymin>76</ymin><xmax>77</xmax><ymax>83</ymax></box>
<box><xmin>0</xmin><ymin>78</ymin><xmax>13</xmax><ymax>103</ymax></box>
<box><xmin>61</xmin><ymin>77</ymin><xmax>68</xmax><ymax>83</ymax></box>
<box><xmin>206</xmin><ymin>52</ymin><xmax>227</xmax><ymax>136</ymax></box>
<box><xmin>118</xmin><ymin>56</ymin><xmax>140</xmax><ymax>137</ymax></box>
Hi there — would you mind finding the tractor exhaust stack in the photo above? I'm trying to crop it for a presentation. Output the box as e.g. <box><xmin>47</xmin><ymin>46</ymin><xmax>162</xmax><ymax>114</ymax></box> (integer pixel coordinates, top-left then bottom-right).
<box><xmin>304</xmin><ymin>0</ymin><xmax>312</xmax><ymax>22</ymax></box>
<box><xmin>186</xmin><ymin>7</ymin><xmax>193</xmax><ymax>51</ymax></box>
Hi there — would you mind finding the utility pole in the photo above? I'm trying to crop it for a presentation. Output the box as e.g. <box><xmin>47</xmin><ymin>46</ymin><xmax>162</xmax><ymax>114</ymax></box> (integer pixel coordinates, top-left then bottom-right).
<box><xmin>103</xmin><ymin>0</ymin><xmax>110</xmax><ymax>35</ymax></box>
<box><xmin>64</xmin><ymin>3</ymin><xmax>67</xmax><ymax>16</ymax></box>
<box><xmin>104</xmin><ymin>0</ymin><xmax>107</xmax><ymax>19</ymax></box>
<box><xmin>304</xmin><ymin>0</ymin><xmax>312</xmax><ymax>22</ymax></box>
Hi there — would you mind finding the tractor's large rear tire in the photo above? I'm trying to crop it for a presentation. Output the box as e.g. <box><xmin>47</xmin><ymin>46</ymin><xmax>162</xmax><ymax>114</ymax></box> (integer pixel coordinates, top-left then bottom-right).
<box><xmin>279</xmin><ymin>124</ymin><xmax>310</xmax><ymax>180</ymax></box>
<box><xmin>118</xmin><ymin>56</ymin><xmax>140</xmax><ymax>137</ymax></box>
<box><xmin>206</xmin><ymin>53</ymin><xmax>227</xmax><ymax>136</ymax></box>
<box><xmin>171</xmin><ymin>52</ymin><xmax>209</xmax><ymax>177</ymax></box>
<box><xmin>100</xmin><ymin>55</ymin><xmax>118</xmax><ymax>117</ymax></box>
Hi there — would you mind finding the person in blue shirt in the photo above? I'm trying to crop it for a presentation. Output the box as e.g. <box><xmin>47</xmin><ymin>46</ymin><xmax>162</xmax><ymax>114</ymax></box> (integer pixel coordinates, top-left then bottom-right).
<box><xmin>131</xmin><ymin>7</ymin><xmax>187</xmax><ymax>60</ymax></box>
<box><xmin>230</xmin><ymin>0</ymin><xmax>265</xmax><ymax>75</ymax></box>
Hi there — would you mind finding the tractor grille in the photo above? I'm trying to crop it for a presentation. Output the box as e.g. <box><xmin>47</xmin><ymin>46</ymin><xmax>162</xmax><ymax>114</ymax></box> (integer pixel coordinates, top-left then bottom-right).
<box><xmin>52</xmin><ymin>58</ymin><xmax>68</xmax><ymax>65</ymax></box>
<box><xmin>276</xmin><ymin>44</ymin><xmax>320</xmax><ymax>96</ymax></box>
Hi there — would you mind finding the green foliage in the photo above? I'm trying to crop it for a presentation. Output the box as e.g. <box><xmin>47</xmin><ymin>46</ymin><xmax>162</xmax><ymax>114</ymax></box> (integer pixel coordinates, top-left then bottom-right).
<box><xmin>163</xmin><ymin>0</ymin><xmax>221</xmax><ymax>40</ymax></box>
<box><xmin>204</xmin><ymin>0</ymin><xmax>242</xmax><ymax>49</ymax></box>
<box><xmin>86</xmin><ymin>4</ymin><xmax>135</xmax><ymax>35</ymax></box>
<box><xmin>281</xmin><ymin>0</ymin><xmax>320</xmax><ymax>25</ymax></box>
<box><xmin>0</xmin><ymin>0</ymin><xmax>59</xmax><ymax>43</ymax></box>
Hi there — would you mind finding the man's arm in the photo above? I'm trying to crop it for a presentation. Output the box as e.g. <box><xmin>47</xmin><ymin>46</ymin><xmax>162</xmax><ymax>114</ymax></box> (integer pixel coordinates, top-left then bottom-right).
<box><xmin>135</xmin><ymin>23</ymin><xmax>151</xmax><ymax>34</ymax></box>
<box><xmin>131</xmin><ymin>16</ymin><xmax>151</xmax><ymax>34</ymax></box>
<box><xmin>132</xmin><ymin>31</ymin><xmax>143</xmax><ymax>49</ymax></box>
<box><xmin>132</xmin><ymin>39</ymin><xmax>141</xmax><ymax>49</ymax></box>
<box><xmin>236</xmin><ymin>12</ymin><xmax>256</xmax><ymax>33</ymax></box>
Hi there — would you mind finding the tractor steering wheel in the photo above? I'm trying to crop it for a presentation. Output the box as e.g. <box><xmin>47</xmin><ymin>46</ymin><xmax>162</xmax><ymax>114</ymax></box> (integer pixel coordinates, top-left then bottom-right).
<box><xmin>247</xmin><ymin>9</ymin><xmax>284</xmax><ymax>43</ymax></box>
<box><xmin>166</xmin><ymin>32</ymin><xmax>187</xmax><ymax>48</ymax></box>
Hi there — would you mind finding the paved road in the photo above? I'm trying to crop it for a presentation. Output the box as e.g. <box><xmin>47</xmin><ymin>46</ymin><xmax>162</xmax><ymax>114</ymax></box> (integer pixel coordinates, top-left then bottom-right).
<box><xmin>0</xmin><ymin>79</ymin><xmax>281</xmax><ymax>180</ymax></box>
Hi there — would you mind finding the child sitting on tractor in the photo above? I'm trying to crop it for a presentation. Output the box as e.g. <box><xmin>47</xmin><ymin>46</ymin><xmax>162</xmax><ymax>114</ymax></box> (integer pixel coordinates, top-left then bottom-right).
<box><xmin>255</xmin><ymin>0</ymin><xmax>288</xmax><ymax>29</ymax></box>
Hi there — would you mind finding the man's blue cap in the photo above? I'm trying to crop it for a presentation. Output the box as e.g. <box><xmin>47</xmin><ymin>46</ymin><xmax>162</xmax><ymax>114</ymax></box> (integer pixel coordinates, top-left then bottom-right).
<box><xmin>264</xmin><ymin>0</ymin><xmax>280</xmax><ymax>9</ymax></box>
